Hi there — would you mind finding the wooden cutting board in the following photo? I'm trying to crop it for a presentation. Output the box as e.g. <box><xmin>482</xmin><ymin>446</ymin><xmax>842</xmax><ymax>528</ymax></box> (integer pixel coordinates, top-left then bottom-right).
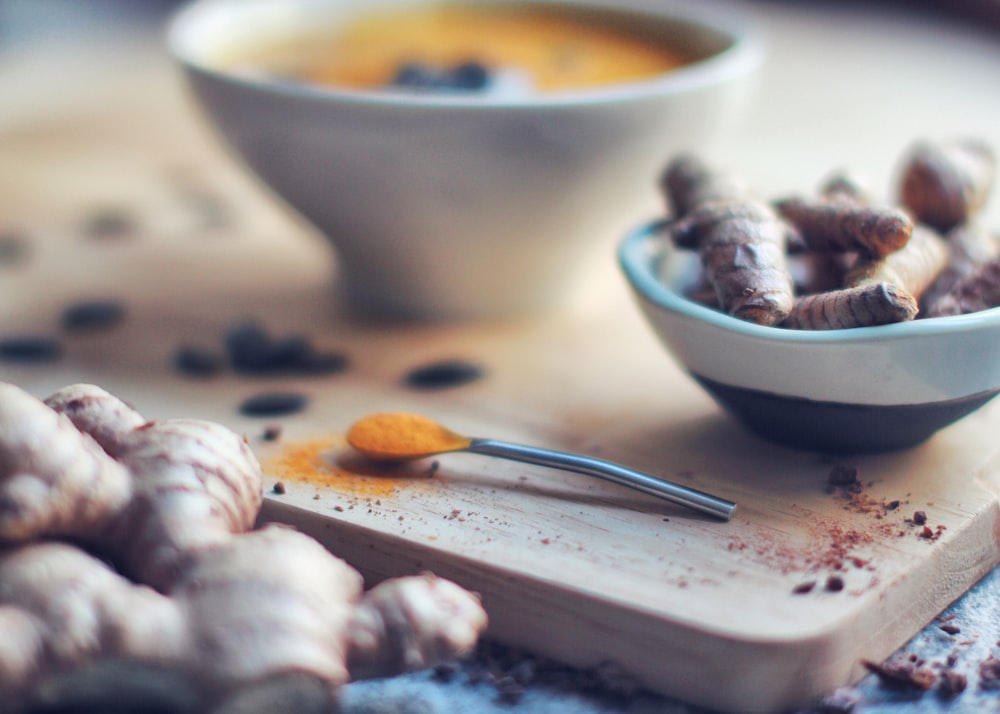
<box><xmin>3</xmin><ymin>30</ymin><xmax>1000</xmax><ymax>714</ymax></box>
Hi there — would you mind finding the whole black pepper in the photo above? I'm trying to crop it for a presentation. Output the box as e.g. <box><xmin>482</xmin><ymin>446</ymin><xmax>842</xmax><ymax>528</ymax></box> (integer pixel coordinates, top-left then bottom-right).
<box><xmin>81</xmin><ymin>209</ymin><xmax>137</xmax><ymax>240</ymax></box>
<box><xmin>238</xmin><ymin>391</ymin><xmax>309</xmax><ymax>417</ymax></box>
<box><xmin>224</xmin><ymin>321</ymin><xmax>349</xmax><ymax>377</ymax></box>
<box><xmin>173</xmin><ymin>347</ymin><xmax>226</xmax><ymax>378</ymax></box>
<box><xmin>404</xmin><ymin>359</ymin><xmax>485</xmax><ymax>390</ymax></box>
<box><xmin>0</xmin><ymin>232</ymin><xmax>29</xmax><ymax>265</ymax></box>
<box><xmin>0</xmin><ymin>335</ymin><xmax>63</xmax><ymax>363</ymax></box>
<box><xmin>61</xmin><ymin>299</ymin><xmax>127</xmax><ymax>332</ymax></box>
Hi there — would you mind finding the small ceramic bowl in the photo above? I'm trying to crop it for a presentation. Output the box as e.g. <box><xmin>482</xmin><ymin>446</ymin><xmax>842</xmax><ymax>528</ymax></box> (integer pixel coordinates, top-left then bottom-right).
<box><xmin>167</xmin><ymin>0</ymin><xmax>763</xmax><ymax>320</ymax></box>
<box><xmin>619</xmin><ymin>220</ymin><xmax>1000</xmax><ymax>454</ymax></box>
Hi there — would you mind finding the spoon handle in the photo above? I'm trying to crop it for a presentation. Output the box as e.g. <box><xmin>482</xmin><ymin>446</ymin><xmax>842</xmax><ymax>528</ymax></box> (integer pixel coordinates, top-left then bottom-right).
<box><xmin>467</xmin><ymin>439</ymin><xmax>736</xmax><ymax>521</ymax></box>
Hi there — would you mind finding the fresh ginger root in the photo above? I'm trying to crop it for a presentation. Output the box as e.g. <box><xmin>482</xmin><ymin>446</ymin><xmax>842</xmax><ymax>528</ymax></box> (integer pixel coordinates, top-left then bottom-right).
<box><xmin>0</xmin><ymin>382</ymin><xmax>487</xmax><ymax>713</ymax></box>
<box><xmin>663</xmin><ymin>155</ymin><xmax>796</xmax><ymax>326</ymax></box>
<box><xmin>898</xmin><ymin>138</ymin><xmax>996</xmax><ymax>232</ymax></box>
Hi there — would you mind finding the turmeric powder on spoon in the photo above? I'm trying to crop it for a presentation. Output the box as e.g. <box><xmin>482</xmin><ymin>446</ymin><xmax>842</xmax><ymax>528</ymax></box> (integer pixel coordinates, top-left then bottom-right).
<box><xmin>347</xmin><ymin>412</ymin><xmax>471</xmax><ymax>461</ymax></box>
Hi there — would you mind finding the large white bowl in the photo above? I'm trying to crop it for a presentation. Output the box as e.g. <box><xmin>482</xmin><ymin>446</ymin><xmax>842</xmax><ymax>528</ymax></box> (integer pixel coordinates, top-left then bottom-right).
<box><xmin>620</xmin><ymin>219</ymin><xmax>1000</xmax><ymax>454</ymax></box>
<box><xmin>167</xmin><ymin>0</ymin><xmax>763</xmax><ymax>320</ymax></box>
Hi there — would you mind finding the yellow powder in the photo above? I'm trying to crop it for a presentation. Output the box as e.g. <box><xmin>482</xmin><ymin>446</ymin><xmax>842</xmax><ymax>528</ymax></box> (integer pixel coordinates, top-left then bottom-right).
<box><xmin>346</xmin><ymin>412</ymin><xmax>470</xmax><ymax>461</ymax></box>
<box><xmin>262</xmin><ymin>436</ymin><xmax>425</xmax><ymax>500</ymax></box>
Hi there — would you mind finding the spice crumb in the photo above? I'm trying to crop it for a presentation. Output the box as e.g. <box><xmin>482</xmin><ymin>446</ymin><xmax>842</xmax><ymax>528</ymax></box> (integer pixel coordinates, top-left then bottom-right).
<box><xmin>936</xmin><ymin>669</ymin><xmax>967</xmax><ymax>697</ymax></box>
<box><xmin>261</xmin><ymin>424</ymin><xmax>283</xmax><ymax>442</ymax></box>
<box><xmin>862</xmin><ymin>659</ymin><xmax>936</xmax><ymax>690</ymax></box>
<box><xmin>825</xmin><ymin>575</ymin><xmax>845</xmax><ymax>593</ymax></box>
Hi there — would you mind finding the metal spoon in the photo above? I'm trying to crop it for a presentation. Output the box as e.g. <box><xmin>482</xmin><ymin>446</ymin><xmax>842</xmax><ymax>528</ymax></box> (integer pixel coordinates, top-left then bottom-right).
<box><xmin>347</xmin><ymin>413</ymin><xmax>736</xmax><ymax>521</ymax></box>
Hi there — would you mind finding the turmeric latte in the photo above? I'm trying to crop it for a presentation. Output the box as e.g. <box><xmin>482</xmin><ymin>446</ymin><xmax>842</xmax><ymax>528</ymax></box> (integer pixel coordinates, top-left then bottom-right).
<box><xmin>218</xmin><ymin>3</ymin><xmax>693</xmax><ymax>93</ymax></box>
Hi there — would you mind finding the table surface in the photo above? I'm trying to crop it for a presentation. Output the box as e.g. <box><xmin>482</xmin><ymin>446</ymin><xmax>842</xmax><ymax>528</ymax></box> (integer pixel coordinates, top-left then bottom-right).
<box><xmin>2</xmin><ymin>1</ymin><xmax>1000</xmax><ymax>712</ymax></box>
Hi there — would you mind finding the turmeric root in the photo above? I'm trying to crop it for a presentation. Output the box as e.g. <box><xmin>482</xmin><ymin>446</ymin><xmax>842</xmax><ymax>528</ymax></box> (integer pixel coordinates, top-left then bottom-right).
<box><xmin>898</xmin><ymin>139</ymin><xmax>996</xmax><ymax>232</ymax></box>
<box><xmin>663</xmin><ymin>156</ymin><xmax>796</xmax><ymax>326</ymax></box>
<box><xmin>779</xmin><ymin>226</ymin><xmax>948</xmax><ymax>329</ymax></box>
<box><xmin>783</xmin><ymin>283</ymin><xmax>918</xmax><ymax>330</ymax></box>
<box><xmin>920</xmin><ymin>222</ymin><xmax>1000</xmax><ymax>310</ymax></box>
<box><xmin>845</xmin><ymin>225</ymin><xmax>950</xmax><ymax>299</ymax></box>
<box><xmin>819</xmin><ymin>169</ymin><xmax>872</xmax><ymax>204</ymax></box>
<box><xmin>774</xmin><ymin>196</ymin><xmax>913</xmax><ymax>259</ymax></box>
<box><xmin>659</xmin><ymin>153</ymin><xmax>746</xmax><ymax>218</ymax></box>
<box><xmin>659</xmin><ymin>142</ymin><xmax>999</xmax><ymax>329</ymax></box>
<box><xmin>925</xmin><ymin>256</ymin><xmax>1000</xmax><ymax>317</ymax></box>
<box><xmin>0</xmin><ymin>382</ymin><xmax>487</xmax><ymax>713</ymax></box>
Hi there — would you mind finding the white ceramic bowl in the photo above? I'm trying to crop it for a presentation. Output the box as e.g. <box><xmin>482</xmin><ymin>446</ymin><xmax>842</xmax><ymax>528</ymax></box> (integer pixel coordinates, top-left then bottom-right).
<box><xmin>167</xmin><ymin>0</ymin><xmax>763</xmax><ymax>320</ymax></box>
<box><xmin>619</xmin><ymin>219</ymin><xmax>1000</xmax><ymax>454</ymax></box>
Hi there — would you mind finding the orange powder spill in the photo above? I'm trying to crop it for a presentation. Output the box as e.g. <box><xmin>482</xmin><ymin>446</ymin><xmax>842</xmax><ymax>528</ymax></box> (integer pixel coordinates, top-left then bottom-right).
<box><xmin>261</xmin><ymin>435</ymin><xmax>433</xmax><ymax>501</ymax></box>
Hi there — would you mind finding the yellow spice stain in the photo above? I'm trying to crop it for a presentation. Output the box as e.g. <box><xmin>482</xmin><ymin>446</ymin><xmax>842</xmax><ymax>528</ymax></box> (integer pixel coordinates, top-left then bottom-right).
<box><xmin>261</xmin><ymin>435</ymin><xmax>436</xmax><ymax>501</ymax></box>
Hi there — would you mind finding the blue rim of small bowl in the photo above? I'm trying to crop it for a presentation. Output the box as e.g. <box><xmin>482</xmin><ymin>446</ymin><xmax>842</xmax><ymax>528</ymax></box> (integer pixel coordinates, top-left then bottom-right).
<box><xmin>167</xmin><ymin>0</ymin><xmax>766</xmax><ymax>111</ymax></box>
<box><xmin>618</xmin><ymin>218</ymin><xmax>1000</xmax><ymax>345</ymax></box>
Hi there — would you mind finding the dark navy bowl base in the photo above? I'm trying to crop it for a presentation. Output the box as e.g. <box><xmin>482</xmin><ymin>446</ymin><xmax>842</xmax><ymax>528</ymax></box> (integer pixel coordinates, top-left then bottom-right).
<box><xmin>693</xmin><ymin>374</ymin><xmax>1000</xmax><ymax>454</ymax></box>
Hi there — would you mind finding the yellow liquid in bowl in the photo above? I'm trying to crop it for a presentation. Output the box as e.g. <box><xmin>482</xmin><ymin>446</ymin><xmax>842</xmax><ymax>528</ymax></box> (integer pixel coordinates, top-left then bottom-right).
<box><xmin>224</xmin><ymin>4</ymin><xmax>695</xmax><ymax>93</ymax></box>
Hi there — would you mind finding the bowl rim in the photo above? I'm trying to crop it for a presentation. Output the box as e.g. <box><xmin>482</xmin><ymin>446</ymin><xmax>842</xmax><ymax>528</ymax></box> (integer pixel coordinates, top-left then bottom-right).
<box><xmin>618</xmin><ymin>218</ymin><xmax>1000</xmax><ymax>344</ymax></box>
<box><xmin>166</xmin><ymin>0</ymin><xmax>765</xmax><ymax>110</ymax></box>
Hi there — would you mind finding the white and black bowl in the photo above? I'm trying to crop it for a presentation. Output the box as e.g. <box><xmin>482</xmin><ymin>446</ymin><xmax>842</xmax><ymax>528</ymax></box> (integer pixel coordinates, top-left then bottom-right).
<box><xmin>619</xmin><ymin>219</ymin><xmax>1000</xmax><ymax>454</ymax></box>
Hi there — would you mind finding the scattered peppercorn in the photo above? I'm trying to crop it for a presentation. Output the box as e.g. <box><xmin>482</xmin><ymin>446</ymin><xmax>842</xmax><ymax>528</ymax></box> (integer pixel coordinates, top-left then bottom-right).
<box><xmin>0</xmin><ymin>232</ymin><xmax>29</xmax><ymax>264</ymax></box>
<box><xmin>0</xmin><ymin>335</ymin><xmax>63</xmax><ymax>363</ymax></box>
<box><xmin>260</xmin><ymin>424</ymin><xmax>283</xmax><ymax>442</ymax></box>
<box><xmin>272</xmin><ymin>481</ymin><xmax>287</xmax><ymax>495</ymax></box>
<box><xmin>825</xmin><ymin>575</ymin><xmax>845</xmax><ymax>592</ymax></box>
<box><xmin>81</xmin><ymin>209</ymin><xmax>137</xmax><ymax>240</ymax></box>
<box><xmin>173</xmin><ymin>347</ymin><xmax>226</xmax><ymax>378</ymax></box>
<box><xmin>238</xmin><ymin>391</ymin><xmax>309</xmax><ymax>418</ymax></box>
<box><xmin>390</xmin><ymin>60</ymin><xmax>491</xmax><ymax>92</ymax></box>
<box><xmin>913</xmin><ymin>510</ymin><xmax>928</xmax><ymax>525</ymax></box>
<box><xmin>225</xmin><ymin>321</ymin><xmax>349</xmax><ymax>376</ymax></box>
<box><xmin>404</xmin><ymin>359</ymin><xmax>485</xmax><ymax>390</ymax></box>
<box><xmin>792</xmin><ymin>581</ymin><xmax>816</xmax><ymax>595</ymax></box>
<box><xmin>60</xmin><ymin>299</ymin><xmax>127</xmax><ymax>332</ymax></box>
